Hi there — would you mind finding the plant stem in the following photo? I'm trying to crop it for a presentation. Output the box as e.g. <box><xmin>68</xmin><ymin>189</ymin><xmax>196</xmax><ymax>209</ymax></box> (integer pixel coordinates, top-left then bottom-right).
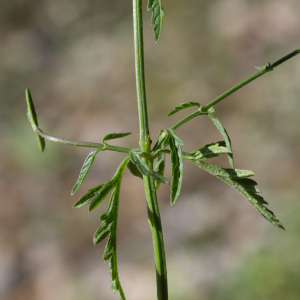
<box><xmin>133</xmin><ymin>1</ymin><xmax>168</xmax><ymax>299</ymax></box>
<box><xmin>35</xmin><ymin>128</ymin><xmax>131</xmax><ymax>153</ymax></box>
<box><xmin>172</xmin><ymin>49</ymin><xmax>300</xmax><ymax>130</ymax></box>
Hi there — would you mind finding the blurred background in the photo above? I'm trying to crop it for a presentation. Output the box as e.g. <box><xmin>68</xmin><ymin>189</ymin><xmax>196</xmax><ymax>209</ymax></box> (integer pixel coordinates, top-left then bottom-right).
<box><xmin>1</xmin><ymin>0</ymin><xmax>300</xmax><ymax>299</ymax></box>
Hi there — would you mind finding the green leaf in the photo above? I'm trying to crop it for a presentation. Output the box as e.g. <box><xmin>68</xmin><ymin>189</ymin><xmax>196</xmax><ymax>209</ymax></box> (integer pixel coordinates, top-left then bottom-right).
<box><xmin>109</xmin><ymin>256</ymin><xmax>126</xmax><ymax>300</ymax></box>
<box><xmin>148</xmin><ymin>0</ymin><xmax>164</xmax><ymax>42</ymax></box>
<box><xmin>89</xmin><ymin>157</ymin><xmax>130</xmax><ymax>211</ymax></box>
<box><xmin>93</xmin><ymin>221</ymin><xmax>111</xmax><ymax>244</ymax></box>
<box><xmin>25</xmin><ymin>88</ymin><xmax>45</xmax><ymax>152</ymax></box>
<box><xmin>100</xmin><ymin>188</ymin><xmax>119</xmax><ymax>221</ymax></box>
<box><xmin>129</xmin><ymin>150</ymin><xmax>150</xmax><ymax>176</ymax></box>
<box><xmin>129</xmin><ymin>150</ymin><xmax>168</xmax><ymax>184</ymax></box>
<box><xmin>167</xmin><ymin>101</ymin><xmax>201</xmax><ymax>117</ymax></box>
<box><xmin>101</xmin><ymin>181</ymin><xmax>126</xmax><ymax>299</ymax></box>
<box><xmin>71</xmin><ymin>149</ymin><xmax>102</xmax><ymax>195</ymax></box>
<box><xmin>155</xmin><ymin>152</ymin><xmax>166</xmax><ymax>190</ymax></box>
<box><xmin>73</xmin><ymin>184</ymin><xmax>103</xmax><ymax>208</ymax></box>
<box><xmin>103</xmin><ymin>234</ymin><xmax>115</xmax><ymax>261</ymax></box>
<box><xmin>190</xmin><ymin>160</ymin><xmax>284</xmax><ymax>230</ymax></box>
<box><xmin>168</xmin><ymin>129</ymin><xmax>184</xmax><ymax>205</ymax></box>
<box><xmin>152</xmin><ymin>130</ymin><xmax>169</xmax><ymax>152</ymax></box>
<box><xmin>102</xmin><ymin>132</ymin><xmax>131</xmax><ymax>144</ymax></box>
<box><xmin>183</xmin><ymin>141</ymin><xmax>231</xmax><ymax>161</ymax></box>
<box><xmin>208</xmin><ymin>113</ymin><xmax>234</xmax><ymax>168</ymax></box>
<box><xmin>153</xmin><ymin>130</ymin><xmax>170</xmax><ymax>189</ymax></box>
<box><xmin>127</xmin><ymin>160</ymin><xmax>143</xmax><ymax>179</ymax></box>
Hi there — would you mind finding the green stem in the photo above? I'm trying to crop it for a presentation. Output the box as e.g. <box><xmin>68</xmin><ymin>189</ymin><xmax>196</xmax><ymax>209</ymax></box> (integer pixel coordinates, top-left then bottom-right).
<box><xmin>36</xmin><ymin>128</ymin><xmax>131</xmax><ymax>153</ymax></box>
<box><xmin>172</xmin><ymin>49</ymin><xmax>300</xmax><ymax>130</ymax></box>
<box><xmin>133</xmin><ymin>1</ymin><xmax>168</xmax><ymax>299</ymax></box>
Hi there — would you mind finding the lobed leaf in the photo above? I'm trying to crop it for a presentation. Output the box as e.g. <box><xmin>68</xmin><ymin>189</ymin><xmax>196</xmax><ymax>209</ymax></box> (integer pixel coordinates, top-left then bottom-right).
<box><xmin>93</xmin><ymin>221</ymin><xmax>111</xmax><ymax>244</ymax></box>
<box><xmin>190</xmin><ymin>160</ymin><xmax>284</xmax><ymax>229</ymax></box>
<box><xmin>89</xmin><ymin>157</ymin><xmax>130</xmax><ymax>211</ymax></box>
<box><xmin>167</xmin><ymin>101</ymin><xmax>201</xmax><ymax>117</ymax></box>
<box><xmin>148</xmin><ymin>0</ymin><xmax>165</xmax><ymax>42</ymax></box>
<box><xmin>102</xmin><ymin>132</ymin><xmax>131</xmax><ymax>144</ymax></box>
<box><xmin>25</xmin><ymin>88</ymin><xmax>46</xmax><ymax>152</ymax></box>
<box><xmin>73</xmin><ymin>184</ymin><xmax>103</xmax><ymax>208</ymax></box>
<box><xmin>208</xmin><ymin>113</ymin><xmax>234</xmax><ymax>168</ymax></box>
<box><xmin>71</xmin><ymin>149</ymin><xmax>103</xmax><ymax>195</ymax></box>
<box><xmin>168</xmin><ymin>129</ymin><xmax>184</xmax><ymax>205</ymax></box>
<box><xmin>183</xmin><ymin>141</ymin><xmax>231</xmax><ymax>161</ymax></box>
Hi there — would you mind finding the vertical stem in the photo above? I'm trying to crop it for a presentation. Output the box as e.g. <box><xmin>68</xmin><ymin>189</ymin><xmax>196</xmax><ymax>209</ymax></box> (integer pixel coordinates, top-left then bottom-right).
<box><xmin>132</xmin><ymin>1</ymin><xmax>168</xmax><ymax>299</ymax></box>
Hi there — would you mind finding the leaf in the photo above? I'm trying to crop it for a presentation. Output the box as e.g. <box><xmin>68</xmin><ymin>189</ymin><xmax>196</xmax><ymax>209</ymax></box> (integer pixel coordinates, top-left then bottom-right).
<box><xmin>148</xmin><ymin>0</ymin><xmax>164</xmax><ymax>42</ymax></box>
<box><xmin>183</xmin><ymin>141</ymin><xmax>231</xmax><ymax>161</ymax></box>
<box><xmin>89</xmin><ymin>179</ymin><xmax>117</xmax><ymax>212</ymax></box>
<box><xmin>155</xmin><ymin>152</ymin><xmax>166</xmax><ymax>190</ymax></box>
<box><xmin>152</xmin><ymin>130</ymin><xmax>169</xmax><ymax>152</ymax></box>
<box><xmin>93</xmin><ymin>221</ymin><xmax>111</xmax><ymax>244</ymax></box>
<box><xmin>102</xmin><ymin>132</ymin><xmax>131</xmax><ymax>144</ymax></box>
<box><xmin>73</xmin><ymin>184</ymin><xmax>103</xmax><ymax>208</ymax></box>
<box><xmin>100</xmin><ymin>188</ymin><xmax>119</xmax><ymax>221</ymax></box>
<box><xmin>153</xmin><ymin>130</ymin><xmax>170</xmax><ymax>189</ymax></box>
<box><xmin>150</xmin><ymin>169</ymin><xmax>169</xmax><ymax>184</ymax></box>
<box><xmin>167</xmin><ymin>101</ymin><xmax>201</xmax><ymax>117</ymax></box>
<box><xmin>71</xmin><ymin>149</ymin><xmax>103</xmax><ymax>195</ymax></box>
<box><xmin>25</xmin><ymin>88</ymin><xmax>45</xmax><ymax>152</ymax></box>
<box><xmin>89</xmin><ymin>157</ymin><xmax>130</xmax><ymax>211</ymax></box>
<box><xmin>127</xmin><ymin>160</ymin><xmax>143</xmax><ymax>179</ymax></box>
<box><xmin>129</xmin><ymin>150</ymin><xmax>168</xmax><ymax>184</ymax></box>
<box><xmin>168</xmin><ymin>129</ymin><xmax>184</xmax><ymax>205</ymax></box>
<box><xmin>190</xmin><ymin>160</ymin><xmax>284</xmax><ymax>230</ymax></box>
<box><xmin>103</xmin><ymin>234</ymin><xmax>115</xmax><ymax>261</ymax></box>
<box><xmin>208</xmin><ymin>113</ymin><xmax>234</xmax><ymax>168</ymax></box>
<box><xmin>101</xmin><ymin>181</ymin><xmax>126</xmax><ymax>299</ymax></box>
<box><xmin>129</xmin><ymin>150</ymin><xmax>150</xmax><ymax>177</ymax></box>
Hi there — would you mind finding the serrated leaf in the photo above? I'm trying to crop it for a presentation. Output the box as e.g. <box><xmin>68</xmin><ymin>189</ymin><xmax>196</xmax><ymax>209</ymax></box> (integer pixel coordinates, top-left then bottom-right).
<box><xmin>25</xmin><ymin>88</ymin><xmax>45</xmax><ymax>152</ymax></box>
<box><xmin>148</xmin><ymin>0</ymin><xmax>164</xmax><ymax>42</ymax></box>
<box><xmin>93</xmin><ymin>221</ymin><xmax>112</xmax><ymax>244</ymax></box>
<box><xmin>73</xmin><ymin>184</ymin><xmax>103</xmax><ymax>208</ymax></box>
<box><xmin>208</xmin><ymin>113</ymin><xmax>234</xmax><ymax>168</ymax></box>
<box><xmin>183</xmin><ymin>141</ymin><xmax>231</xmax><ymax>161</ymax></box>
<box><xmin>89</xmin><ymin>157</ymin><xmax>130</xmax><ymax>211</ymax></box>
<box><xmin>168</xmin><ymin>129</ymin><xmax>184</xmax><ymax>205</ymax></box>
<box><xmin>71</xmin><ymin>149</ymin><xmax>102</xmax><ymax>195</ymax></box>
<box><xmin>190</xmin><ymin>160</ymin><xmax>284</xmax><ymax>229</ymax></box>
<box><xmin>167</xmin><ymin>101</ymin><xmax>201</xmax><ymax>117</ymax></box>
<box><xmin>102</xmin><ymin>132</ymin><xmax>131</xmax><ymax>144</ymax></box>
<box><xmin>127</xmin><ymin>160</ymin><xmax>143</xmax><ymax>179</ymax></box>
